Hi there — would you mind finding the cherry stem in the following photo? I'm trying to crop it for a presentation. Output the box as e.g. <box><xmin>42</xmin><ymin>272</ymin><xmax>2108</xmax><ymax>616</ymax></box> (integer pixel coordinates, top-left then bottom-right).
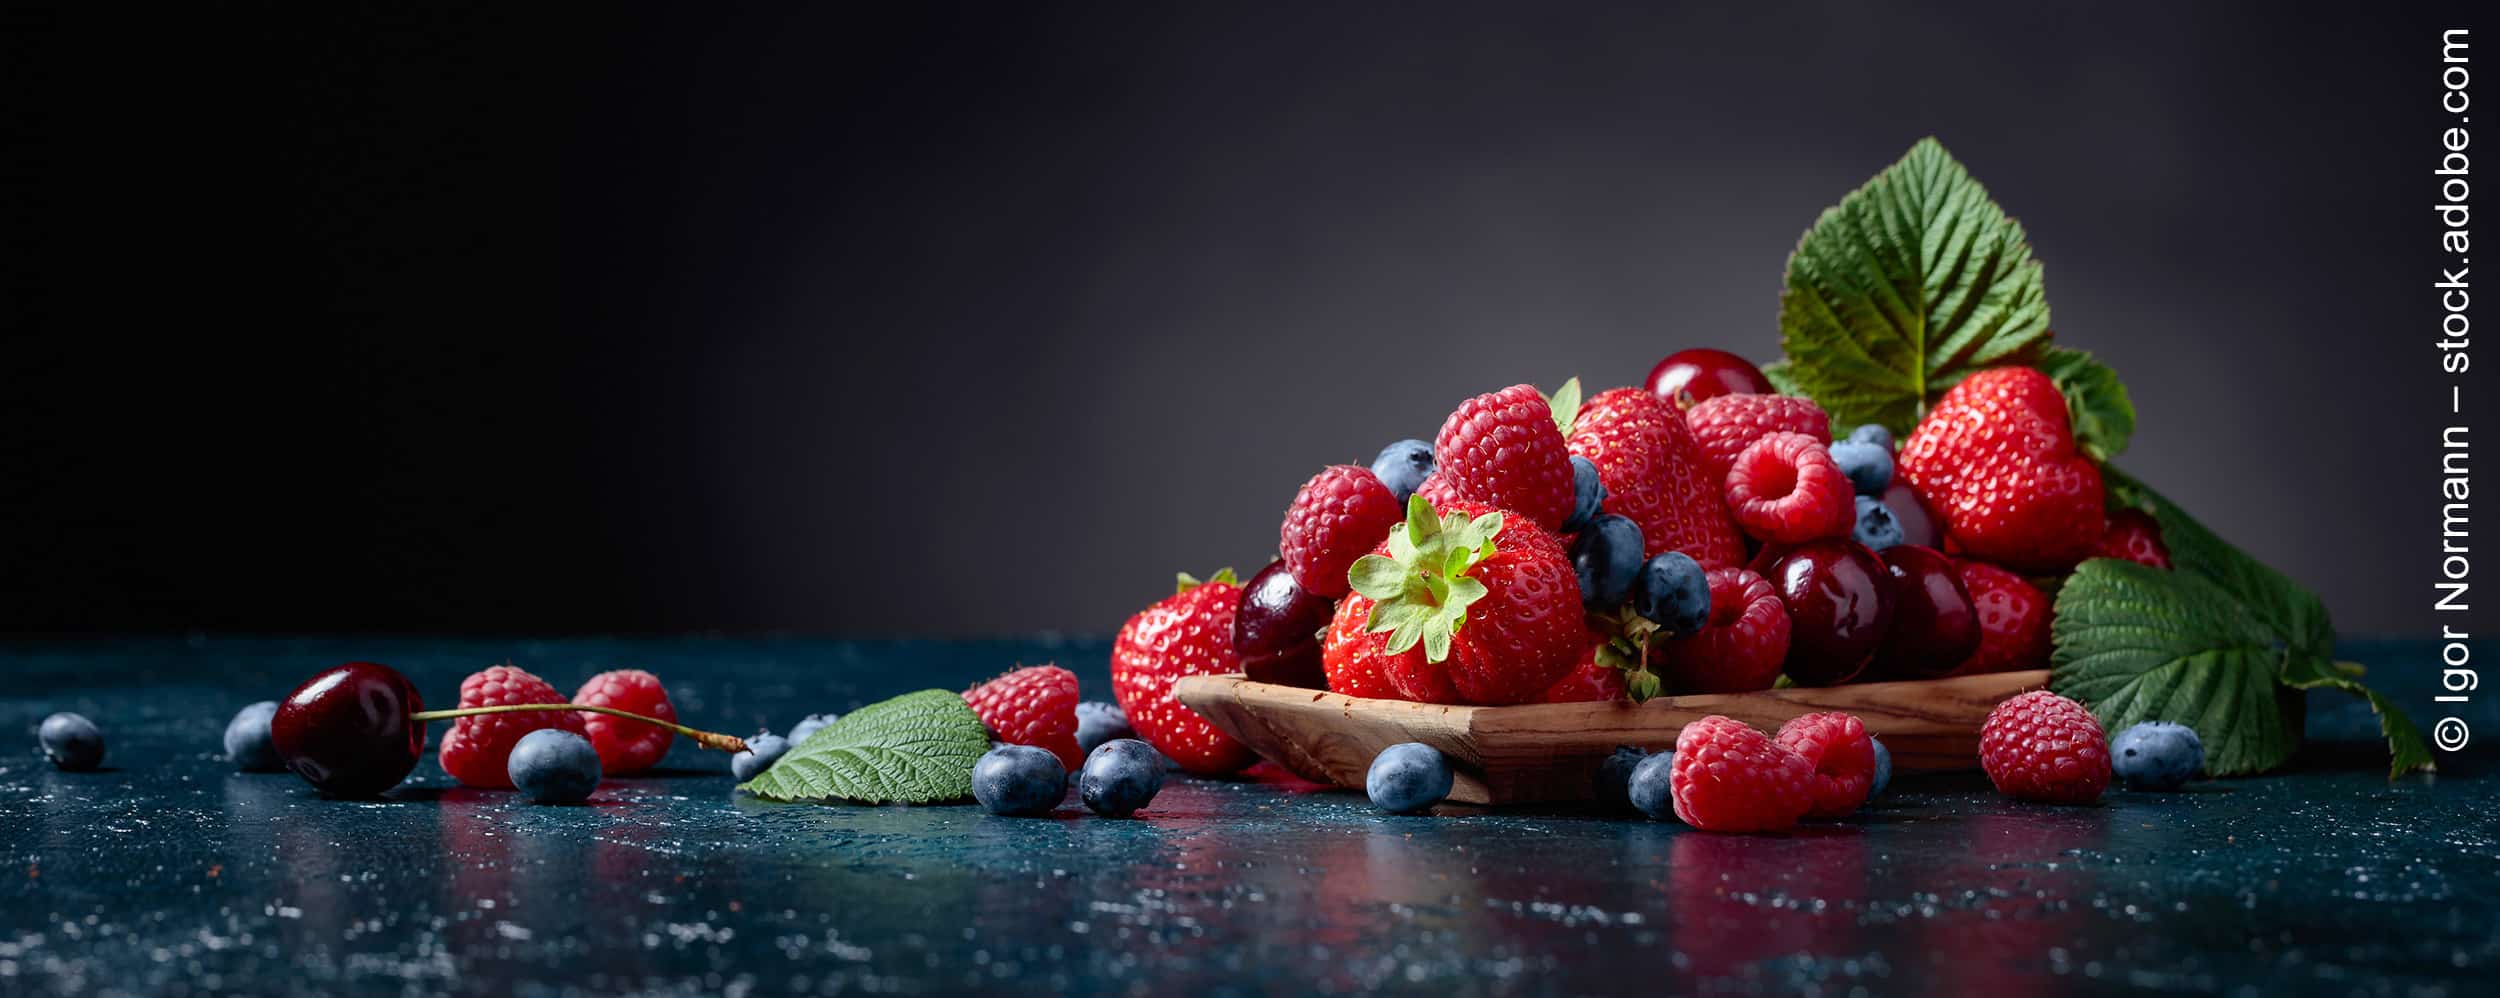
<box><xmin>408</xmin><ymin>703</ymin><xmax>750</xmax><ymax>753</ymax></box>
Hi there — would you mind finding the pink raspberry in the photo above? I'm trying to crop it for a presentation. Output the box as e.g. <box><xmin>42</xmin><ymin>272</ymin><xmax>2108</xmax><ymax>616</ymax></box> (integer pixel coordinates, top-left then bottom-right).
<box><xmin>1657</xmin><ymin>567</ymin><xmax>1790</xmax><ymax>694</ymax></box>
<box><xmin>1978</xmin><ymin>690</ymin><xmax>2110</xmax><ymax>803</ymax></box>
<box><xmin>1669</xmin><ymin>715</ymin><xmax>1814</xmax><ymax>832</ymax></box>
<box><xmin>439</xmin><ymin>664</ymin><xmax>585</xmax><ymax>789</ymax></box>
<box><xmin>1774</xmin><ymin>711</ymin><xmax>1876</xmax><ymax>818</ymax></box>
<box><xmin>1279</xmin><ymin>465</ymin><xmax>1403</xmax><ymax>598</ymax></box>
<box><xmin>1685</xmin><ymin>394</ymin><xmax>1830</xmax><ymax>484</ymax></box>
<box><xmin>574</xmin><ymin>669</ymin><xmax>676</xmax><ymax>775</ymax></box>
<box><xmin>1725</xmin><ymin>432</ymin><xmax>1855</xmax><ymax>544</ymax></box>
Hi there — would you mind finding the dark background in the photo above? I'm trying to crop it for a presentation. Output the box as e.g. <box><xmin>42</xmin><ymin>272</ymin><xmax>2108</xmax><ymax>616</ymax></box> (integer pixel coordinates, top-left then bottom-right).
<box><xmin>2</xmin><ymin>2</ymin><xmax>2479</xmax><ymax>636</ymax></box>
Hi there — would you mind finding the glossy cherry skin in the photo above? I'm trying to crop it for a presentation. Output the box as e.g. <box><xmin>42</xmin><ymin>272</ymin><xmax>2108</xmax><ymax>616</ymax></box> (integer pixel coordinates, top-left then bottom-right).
<box><xmin>1233</xmin><ymin>559</ymin><xmax>1335</xmax><ymax>689</ymax></box>
<box><xmin>1876</xmin><ymin>482</ymin><xmax>1940</xmax><ymax>550</ymax></box>
<box><xmin>1645</xmin><ymin>348</ymin><xmax>1774</xmax><ymax>410</ymax></box>
<box><xmin>271</xmin><ymin>662</ymin><xmax>425</xmax><ymax>797</ymax></box>
<box><xmin>1769</xmin><ymin>539</ymin><xmax>1894</xmax><ymax>686</ymax></box>
<box><xmin>1871</xmin><ymin>546</ymin><xmax>1979</xmax><ymax>679</ymax></box>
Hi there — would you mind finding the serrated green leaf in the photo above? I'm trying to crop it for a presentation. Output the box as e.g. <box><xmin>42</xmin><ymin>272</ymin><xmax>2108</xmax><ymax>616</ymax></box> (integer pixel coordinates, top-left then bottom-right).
<box><xmin>1758</xmin><ymin>359</ymin><xmax>1806</xmax><ymax>398</ymax></box>
<box><xmin>2051</xmin><ymin>560</ymin><xmax>2300</xmax><ymax>776</ymax></box>
<box><xmin>1349</xmin><ymin>555</ymin><xmax>1408</xmax><ymax>602</ymax></box>
<box><xmin>2114</xmin><ymin>468</ymin><xmax>2332</xmax><ymax>658</ymax></box>
<box><xmin>2277</xmin><ymin>653</ymin><xmax>2437</xmax><ymax>778</ymax></box>
<box><xmin>1548</xmin><ymin>377</ymin><xmax>1583</xmax><ymax>436</ymax></box>
<box><xmin>739</xmin><ymin>689</ymin><xmax>990</xmax><ymax>804</ymax></box>
<box><xmin>2036</xmin><ymin>346</ymin><xmax>2135</xmax><ymax>462</ymax></box>
<box><xmin>1776</xmin><ymin>137</ymin><xmax>2053</xmax><ymax>437</ymax></box>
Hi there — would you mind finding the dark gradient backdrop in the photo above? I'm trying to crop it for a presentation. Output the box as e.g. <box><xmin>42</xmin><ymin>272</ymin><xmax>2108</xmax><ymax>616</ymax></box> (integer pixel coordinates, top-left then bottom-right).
<box><xmin>4</xmin><ymin>3</ymin><xmax>2481</xmax><ymax>635</ymax></box>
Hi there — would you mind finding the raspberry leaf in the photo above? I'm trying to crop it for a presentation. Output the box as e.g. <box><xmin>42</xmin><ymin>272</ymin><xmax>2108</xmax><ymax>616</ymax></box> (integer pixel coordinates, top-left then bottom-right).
<box><xmin>738</xmin><ymin>689</ymin><xmax>990</xmax><ymax>804</ymax></box>
<box><xmin>1776</xmin><ymin>137</ymin><xmax>2053</xmax><ymax>437</ymax></box>
<box><xmin>2038</xmin><ymin>346</ymin><xmax>2135</xmax><ymax>462</ymax></box>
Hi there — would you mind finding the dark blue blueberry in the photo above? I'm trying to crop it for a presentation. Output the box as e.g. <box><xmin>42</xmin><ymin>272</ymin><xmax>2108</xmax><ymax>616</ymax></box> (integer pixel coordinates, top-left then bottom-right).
<box><xmin>1560</xmin><ymin>456</ymin><xmax>1608</xmax><ymax>533</ymax></box>
<box><xmin>1869</xmin><ymin>737</ymin><xmax>1893</xmax><ymax>799</ymax></box>
<box><xmin>1852</xmin><ymin>495</ymin><xmax>1904</xmax><ymax>551</ymax></box>
<box><xmin>1845</xmin><ymin>423</ymin><xmax>1894</xmax><ymax>451</ymax></box>
<box><xmin>1075</xmin><ymin>701</ymin><xmax>1134</xmax><ymax>756</ymax></box>
<box><xmin>730</xmin><ymin>732</ymin><xmax>790</xmax><ymax>782</ymax></box>
<box><xmin>973</xmin><ymin>744</ymin><xmax>1067</xmax><ymax>816</ymax></box>
<box><xmin>1633</xmin><ymin>551</ymin><xmax>1711</xmax><ymax>632</ymax></box>
<box><xmin>2111</xmin><ymin>722</ymin><xmax>2204</xmax><ymax>791</ymax></box>
<box><xmin>1370</xmin><ymin>439</ymin><xmax>1437</xmax><ymax>505</ymax></box>
<box><xmin>1365</xmin><ymin>742</ymin><xmax>1452</xmax><ymax>814</ymax></box>
<box><xmin>1592</xmin><ymin>746</ymin><xmax>1648</xmax><ymax>811</ymax></box>
<box><xmin>787</xmin><ymin>713</ymin><xmax>840</xmax><ymax>746</ymax></box>
<box><xmin>38</xmin><ymin>712</ymin><xmax>104</xmax><ymax>772</ymax></box>
<box><xmin>223</xmin><ymin>700</ymin><xmax>283</xmax><ymax>772</ymax></box>
<box><xmin>1570</xmin><ymin>514</ymin><xmax>1646</xmax><ymax>610</ymax></box>
<box><xmin>1828</xmin><ymin>440</ymin><xmax>1894</xmax><ymax>496</ymax></box>
<box><xmin>1078</xmin><ymin>738</ymin><xmax>1166</xmax><ymax>817</ymax></box>
<box><xmin>508</xmin><ymin>728</ymin><xmax>603</xmax><ymax>803</ymax></box>
<box><xmin>1627</xmin><ymin>750</ymin><xmax>1679</xmax><ymax>821</ymax></box>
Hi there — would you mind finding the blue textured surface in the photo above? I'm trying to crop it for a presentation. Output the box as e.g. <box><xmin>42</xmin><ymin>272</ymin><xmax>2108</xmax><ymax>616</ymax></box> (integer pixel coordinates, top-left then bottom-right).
<box><xmin>1</xmin><ymin>636</ymin><xmax>2491</xmax><ymax>995</ymax></box>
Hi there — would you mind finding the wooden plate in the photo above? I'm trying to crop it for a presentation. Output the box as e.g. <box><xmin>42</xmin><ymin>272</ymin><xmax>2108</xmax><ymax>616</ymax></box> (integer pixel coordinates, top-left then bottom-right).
<box><xmin>1174</xmin><ymin>669</ymin><xmax>2050</xmax><ymax>805</ymax></box>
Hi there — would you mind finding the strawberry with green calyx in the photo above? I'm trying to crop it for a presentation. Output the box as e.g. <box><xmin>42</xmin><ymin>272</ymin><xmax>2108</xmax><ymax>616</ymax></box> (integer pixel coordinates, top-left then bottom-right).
<box><xmin>1347</xmin><ymin>495</ymin><xmax>1581</xmax><ymax>705</ymax></box>
<box><xmin>1110</xmin><ymin>568</ymin><xmax>1258</xmax><ymax>775</ymax></box>
<box><xmin>1589</xmin><ymin>606</ymin><xmax>1667</xmax><ymax>702</ymax></box>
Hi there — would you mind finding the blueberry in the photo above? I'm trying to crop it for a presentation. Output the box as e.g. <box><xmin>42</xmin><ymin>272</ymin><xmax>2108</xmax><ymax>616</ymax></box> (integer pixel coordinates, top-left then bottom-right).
<box><xmin>1627</xmin><ymin>750</ymin><xmax>1678</xmax><ymax>821</ymax></box>
<box><xmin>787</xmin><ymin>713</ymin><xmax>839</xmax><ymax>746</ymax></box>
<box><xmin>1592</xmin><ymin>746</ymin><xmax>1648</xmax><ymax>811</ymax></box>
<box><xmin>223</xmin><ymin>700</ymin><xmax>284</xmax><ymax>772</ymax></box>
<box><xmin>1828</xmin><ymin>440</ymin><xmax>1894</xmax><ymax>496</ymax></box>
<box><xmin>1078</xmin><ymin>739</ymin><xmax>1166</xmax><ymax>817</ymax></box>
<box><xmin>38</xmin><ymin>712</ymin><xmax>104</xmax><ymax>772</ymax></box>
<box><xmin>1365</xmin><ymin>742</ymin><xmax>1453</xmax><ymax>814</ymax></box>
<box><xmin>1570</xmin><ymin>514</ymin><xmax>1646</xmax><ymax>610</ymax></box>
<box><xmin>1633</xmin><ymin>552</ymin><xmax>1711</xmax><ymax>632</ymax></box>
<box><xmin>1852</xmin><ymin>495</ymin><xmax>1904</xmax><ymax>551</ymax></box>
<box><xmin>1074</xmin><ymin>701</ymin><xmax>1134</xmax><ymax>756</ymax></box>
<box><xmin>1844</xmin><ymin>424</ymin><xmax>1894</xmax><ymax>451</ymax></box>
<box><xmin>730</xmin><ymin>732</ymin><xmax>790</xmax><ymax>782</ymax></box>
<box><xmin>1869</xmin><ymin>737</ymin><xmax>1893</xmax><ymax>799</ymax></box>
<box><xmin>508</xmin><ymin>729</ymin><xmax>603</xmax><ymax>803</ymax></box>
<box><xmin>2111</xmin><ymin>721</ymin><xmax>2204</xmax><ymax>791</ymax></box>
<box><xmin>973</xmin><ymin>744</ymin><xmax>1067</xmax><ymax>816</ymax></box>
<box><xmin>1560</xmin><ymin>456</ymin><xmax>1608</xmax><ymax>533</ymax></box>
<box><xmin>1370</xmin><ymin>439</ymin><xmax>1437</xmax><ymax>505</ymax></box>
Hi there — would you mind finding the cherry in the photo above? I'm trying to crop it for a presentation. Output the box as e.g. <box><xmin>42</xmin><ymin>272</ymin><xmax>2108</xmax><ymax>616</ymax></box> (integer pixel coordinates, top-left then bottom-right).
<box><xmin>1877</xmin><ymin>482</ymin><xmax>1941</xmax><ymax>550</ymax></box>
<box><xmin>1768</xmin><ymin>539</ymin><xmax>1894</xmax><ymax>686</ymax></box>
<box><xmin>1645</xmin><ymin>349</ymin><xmax>1774</xmax><ymax>410</ymax></box>
<box><xmin>1233</xmin><ymin>559</ymin><xmax>1334</xmax><ymax>688</ymax></box>
<box><xmin>272</xmin><ymin>662</ymin><xmax>426</xmax><ymax>798</ymax></box>
<box><xmin>1870</xmin><ymin>546</ymin><xmax>1979</xmax><ymax>679</ymax></box>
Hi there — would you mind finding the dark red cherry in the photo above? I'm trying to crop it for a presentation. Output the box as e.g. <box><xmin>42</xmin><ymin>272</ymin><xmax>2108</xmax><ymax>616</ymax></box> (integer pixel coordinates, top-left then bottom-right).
<box><xmin>1645</xmin><ymin>348</ymin><xmax>1774</xmax><ymax>410</ymax></box>
<box><xmin>272</xmin><ymin>662</ymin><xmax>425</xmax><ymax>797</ymax></box>
<box><xmin>1233</xmin><ymin>559</ymin><xmax>1334</xmax><ymax>688</ymax></box>
<box><xmin>1871</xmin><ymin>546</ymin><xmax>1979</xmax><ymax>679</ymax></box>
<box><xmin>1877</xmin><ymin>482</ymin><xmax>1940</xmax><ymax>550</ymax></box>
<box><xmin>1769</xmin><ymin>539</ymin><xmax>1894</xmax><ymax>686</ymax></box>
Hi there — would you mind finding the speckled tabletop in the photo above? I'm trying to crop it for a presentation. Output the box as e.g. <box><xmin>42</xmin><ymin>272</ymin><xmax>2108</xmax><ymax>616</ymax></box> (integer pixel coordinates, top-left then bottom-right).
<box><xmin>2</xmin><ymin>637</ymin><xmax>2492</xmax><ymax>996</ymax></box>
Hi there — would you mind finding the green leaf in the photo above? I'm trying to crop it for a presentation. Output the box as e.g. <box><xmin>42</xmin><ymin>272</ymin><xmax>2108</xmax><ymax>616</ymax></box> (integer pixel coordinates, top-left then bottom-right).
<box><xmin>2036</xmin><ymin>346</ymin><xmax>2134</xmax><ymax>461</ymax></box>
<box><xmin>2051</xmin><ymin>560</ymin><xmax>2302</xmax><ymax>776</ymax></box>
<box><xmin>739</xmin><ymin>690</ymin><xmax>990</xmax><ymax>804</ymax></box>
<box><xmin>1547</xmin><ymin>377</ymin><xmax>1583</xmax><ymax>436</ymax></box>
<box><xmin>1758</xmin><ymin>359</ymin><xmax>1807</xmax><ymax>399</ymax></box>
<box><xmin>1348</xmin><ymin>555</ymin><xmax>1408</xmax><ymax>602</ymax></box>
<box><xmin>2113</xmin><ymin>468</ymin><xmax>2332</xmax><ymax>658</ymax></box>
<box><xmin>1175</xmin><ymin>568</ymin><xmax>1237</xmax><ymax>594</ymax></box>
<box><xmin>1776</xmin><ymin>137</ymin><xmax>2053</xmax><ymax>437</ymax></box>
<box><xmin>1357</xmin><ymin>501</ymin><xmax>1509</xmax><ymax>665</ymax></box>
<box><xmin>2276</xmin><ymin>661</ymin><xmax>2437</xmax><ymax>778</ymax></box>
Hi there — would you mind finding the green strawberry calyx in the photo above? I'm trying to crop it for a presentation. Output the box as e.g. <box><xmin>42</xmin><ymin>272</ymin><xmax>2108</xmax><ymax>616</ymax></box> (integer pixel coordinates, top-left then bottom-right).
<box><xmin>1347</xmin><ymin>495</ymin><xmax>1503</xmax><ymax>664</ymax></box>
<box><xmin>1175</xmin><ymin>568</ymin><xmax>1237</xmax><ymax>594</ymax></box>
<box><xmin>1590</xmin><ymin>606</ymin><xmax>1666</xmax><ymax>703</ymax></box>
<box><xmin>1546</xmin><ymin>376</ymin><xmax>1584</xmax><ymax>437</ymax></box>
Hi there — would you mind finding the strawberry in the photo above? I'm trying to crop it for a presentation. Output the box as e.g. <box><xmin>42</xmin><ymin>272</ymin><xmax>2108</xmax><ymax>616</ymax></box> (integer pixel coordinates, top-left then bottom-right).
<box><xmin>1565</xmin><ymin>386</ymin><xmax>1746</xmax><ymax>569</ymax></box>
<box><xmin>2094</xmin><ymin>508</ymin><xmax>2171</xmax><ymax>569</ymax></box>
<box><xmin>1950</xmin><ymin>559</ymin><xmax>2052</xmax><ymax>675</ymax></box>
<box><xmin>1686</xmin><ymin>394</ymin><xmax>1830</xmax><ymax>486</ymax></box>
<box><xmin>962</xmin><ymin>664</ymin><xmax>1084</xmax><ymax>771</ymax></box>
<box><xmin>1320</xmin><ymin>592</ymin><xmax>1418</xmax><ymax>701</ymax></box>
<box><xmin>1538</xmin><ymin>636</ymin><xmax>1627</xmax><ymax>703</ymax></box>
<box><xmin>1345</xmin><ymin>496</ymin><xmax>1583</xmax><ymax>705</ymax></box>
<box><xmin>1898</xmin><ymin>367</ymin><xmax>2105</xmax><ymax>573</ymax></box>
<box><xmin>1432</xmin><ymin>383</ymin><xmax>1577</xmax><ymax>532</ymax></box>
<box><xmin>1111</xmin><ymin>571</ymin><xmax>1258</xmax><ymax>775</ymax></box>
<box><xmin>1279</xmin><ymin>465</ymin><xmax>1403</xmax><ymax>598</ymax></box>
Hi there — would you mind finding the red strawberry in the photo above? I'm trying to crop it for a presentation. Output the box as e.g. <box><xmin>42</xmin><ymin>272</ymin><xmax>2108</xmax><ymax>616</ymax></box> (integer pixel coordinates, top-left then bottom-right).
<box><xmin>1979</xmin><ymin>690</ymin><xmax>2109</xmax><ymax>804</ymax></box>
<box><xmin>1657</xmin><ymin>567</ymin><xmax>1790</xmax><ymax>694</ymax></box>
<box><xmin>963</xmin><ymin>664</ymin><xmax>1084</xmax><ymax>771</ymax></box>
<box><xmin>1279</xmin><ymin>465</ymin><xmax>1403</xmax><ymax>598</ymax></box>
<box><xmin>1111</xmin><ymin>571</ymin><xmax>1258</xmax><ymax>775</ymax></box>
<box><xmin>1950</xmin><ymin>560</ymin><xmax>2052</xmax><ymax>675</ymax></box>
<box><xmin>1898</xmin><ymin>367</ymin><xmax>2106</xmax><ymax>573</ymax></box>
<box><xmin>1432</xmin><ymin>384</ymin><xmax>1577</xmax><ymax>531</ymax></box>
<box><xmin>438</xmin><ymin>664</ymin><xmax>586</xmax><ymax>789</ymax></box>
<box><xmin>2094</xmin><ymin>508</ymin><xmax>2171</xmax><ymax>569</ymax></box>
<box><xmin>1320</xmin><ymin>592</ymin><xmax>1417</xmax><ymax>701</ymax></box>
<box><xmin>1565</xmin><ymin>387</ymin><xmax>1746</xmax><ymax>569</ymax></box>
<box><xmin>1774</xmin><ymin>711</ymin><xmax>1876</xmax><ymax>818</ymax></box>
<box><xmin>1686</xmin><ymin>394</ymin><xmax>1830</xmax><ymax>486</ymax></box>
<box><xmin>573</xmin><ymin>669</ymin><xmax>675</xmax><ymax>775</ymax></box>
<box><xmin>1724</xmin><ymin>432</ymin><xmax>1856</xmax><ymax>544</ymax></box>
<box><xmin>1347</xmin><ymin>496</ymin><xmax>1583</xmax><ymax>705</ymax></box>
<box><xmin>1537</xmin><ymin>637</ymin><xmax>1627</xmax><ymax>703</ymax></box>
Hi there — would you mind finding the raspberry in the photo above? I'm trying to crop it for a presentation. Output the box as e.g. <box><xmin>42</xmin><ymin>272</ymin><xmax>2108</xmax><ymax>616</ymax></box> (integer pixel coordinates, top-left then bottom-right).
<box><xmin>1669</xmin><ymin>715</ymin><xmax>1814</xmax><ymax>832</ymax></box>
<box><xmin>963</xmin><ymin>664</ymin><xmax>1084</xmax><ymax>771</ymax></box>
<box><xmin>1898</xmin><ymin>367</ymin><xmax>2105</xmax><ymax>572</ymax></box>
<box><xmin>1279</xmin><ymin>465</ymin><xmax>1403</xmax><ymax>598</ymax></box>
<box><xmin>1433</xmin><ymin>384</ymin><xmax>1577</xmax><ymax>531</ymax></box>
<box><xmin>438</xmin><ymin>664</ymin><xmax>586</xmax><ymax>789</ymax></box>
<box><xmin>2094</xmin><ymin>508</ymin><xmax>2172</xmax><ymax>569</ymax></box>
<box><xmin>1686</xmin><ymin>394</ymin><xmax>1830</xmax><ymax>485</ymax></box>
<box><xmin>1950</xmin><ymin>560</ymin><xmax>2053</xmax><ymax>675</ymax></box>
<box><xmin>1658</xmin><ymin>567</ymin><xmax>1789</xmax><ymax>693</ymax></box>
<box><xmin>1724</xmin><ymin>432</ymin><xmax>1856</xmax><ymax>544</ymax></box>
<box><xmin>574</xmin><ymin>669</ymin><xmax>676</xmax><ymax>775</ymax></box>
<box><xmin>1978</xmin><ymin>690</ymin><xmax>2110</xmax><ymax>803</ymax></box>
<box><xmin>1413</xmin><ymin>473</ymin><xmax>1463</xmax><ymax>510</ymax></box>
<box><xmin>1774</xmin><ymin>711</ymin><xmax>1876</xmax><ymax>818</ymax></box>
